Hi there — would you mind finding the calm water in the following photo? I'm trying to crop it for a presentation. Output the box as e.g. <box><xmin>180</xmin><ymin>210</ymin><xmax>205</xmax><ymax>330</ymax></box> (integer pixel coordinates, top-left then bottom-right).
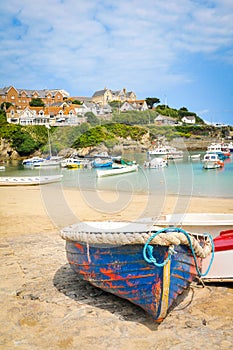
<box><xmin>1</xmin><ymin>152</ymin><xmax>233</xmax><ymax>198</ymax></box>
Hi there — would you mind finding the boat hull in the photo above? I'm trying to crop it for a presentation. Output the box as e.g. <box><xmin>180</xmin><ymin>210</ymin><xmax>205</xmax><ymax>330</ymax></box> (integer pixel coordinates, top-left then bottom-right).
<box><xmin>202</xmin><ymin>229</ymin><xmax>233</xmax><ymax>281</ymax></box>
<box><xmin>97</xmin><ymin>164</ymin><xmax>138</xmax><ymax>177</ymax></box>
<box><xmin>0</xmin><ymin>175</ymin><xmax>63</xmax><ymax>186</ymax></box>
<box><xmin>65</xmin><ymin>241</ymin><xmax>200</xmax><ymax>322</ymax></box>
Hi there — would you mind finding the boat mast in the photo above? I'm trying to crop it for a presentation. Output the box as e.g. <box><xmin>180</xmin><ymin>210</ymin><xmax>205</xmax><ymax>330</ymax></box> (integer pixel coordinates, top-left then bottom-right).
<box><xmin>46</xmin><ymin>124</ymin><xmax>52</xmax><ymax>157</ymax></box>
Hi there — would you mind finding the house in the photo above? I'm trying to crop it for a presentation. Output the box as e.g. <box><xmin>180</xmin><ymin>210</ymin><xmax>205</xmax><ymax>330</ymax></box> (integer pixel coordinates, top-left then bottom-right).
<box><xmin>92</xmin><ymin>87</ymin><xmax>137</xmax><ymax>106</ymax></box>
<box><xmin>120</xmin><ymin>100</ymin><xmax>148</xmax><ymax>112</ymax></box>
<box><xmin>0</xmin><ymin>86</ymin><xmax>69</xmax><ymax>109</ymax></box>
<box><xmin>181</xmin><ymin>116</ymin><xmax>196</xmax><ymax>124</ymax></box>
<box><xmin>120</xmin><ymin>101</ymin><xmax>135</xmax><ymax>112</ymax></box>
<box><xmin>154</xmin><ymin>115</ymin><xmax>177</xmax><ymax>125</ymax></box>
<box><xmin>6</xmin><ymin>103</ymin><xmax>87</xmax><ymax>126</ymax></box>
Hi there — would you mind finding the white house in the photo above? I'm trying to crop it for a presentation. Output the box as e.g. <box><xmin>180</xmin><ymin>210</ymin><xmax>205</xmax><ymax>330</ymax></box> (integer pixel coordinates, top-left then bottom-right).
<box><xmin>181</xmin><ymin>116</ymin><xmax>196</xmax><ymax>124</ymax></box>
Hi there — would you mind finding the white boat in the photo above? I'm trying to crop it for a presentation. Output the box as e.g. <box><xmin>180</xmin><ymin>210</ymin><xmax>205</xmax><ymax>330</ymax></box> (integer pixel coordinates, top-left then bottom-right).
<box><xmin>225</xmin><ymin>141</ymin><xmax>233</xmax><ymax>153</ymax></box>
<box><xmin>152</xmin><ymin>213</ymin><xmax>233</xmax><ymax>237</ymax></box>
<box><xmin>147</xmin><ymin>146</ymin><xmax>172</xmax><ymax>156</ymax></box>
<box><xmin>148</xmin><ymin>145</ymin><xmax>183</xmax><ymax>160</ymax></box>
<box><xmin>206</xmin><ymin>143</ymin><xmax>230</xmax><ymax>157</ymax></box>
<box><xmin>189</xmin><ymin>154</ymin><xmax>201</xmax><ymax>160</ymax></box>
<box><xmin>33</xmin><ymin>156</ymin><xmax>63</xmax><ymax>167</ymax></box>
<box><xmin>207</xmin><ymin>143</ymin><xmax>223</xmax><ymax>153</ymax></box>
<box><xmin>0</xmin><ymin>175</ymin><xmax>63</xmax><ymax>186</ymax></box>
<box><xmin>97</xmin><ymin>164</ymin><xmax>139</xmax><ymax>178</ymax></box>
<box><xmin>22</xmin><ymin>156</ymin><xmax>44</xmax><ymax>166</ymax></box>
<box><xmin>167</xmin><ymin>150</ymin><xmax>184</xmax><ymax>160</ymax></box>
<box><xmin>0</xmin><ymin>165</ymin><xmax>5</xmax><ymax>171</ymax></box>
<box><xmin>202</xmin><ymin>229</ymin><xmax>233</xmax><ymax>282</ymax></box>
<box><xmin>202</xmin><ymin>153</ymin><xmax>224</xmax><ymax>169</ymax></box>
<box><xmin>144</xmin><ymin>158</ymin><xmax>167</xmax><ymax>169</ymax></box>
<box><xmin>60</xmin><ymin>157</ymin><xmax>90</xmax><ymax>168</ymax></box>
<box><xmin>93</xmin><ymin>151</ymin><xmax>110</xmax><ymax>158</ymax></box>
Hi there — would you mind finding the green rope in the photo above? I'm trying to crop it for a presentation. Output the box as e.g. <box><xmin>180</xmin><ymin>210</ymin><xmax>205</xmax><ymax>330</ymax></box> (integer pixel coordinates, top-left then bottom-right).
<box><xmin>142</xmin><ymin>227</ymin><xmax>215</xmax><ymax>277</ymax></box>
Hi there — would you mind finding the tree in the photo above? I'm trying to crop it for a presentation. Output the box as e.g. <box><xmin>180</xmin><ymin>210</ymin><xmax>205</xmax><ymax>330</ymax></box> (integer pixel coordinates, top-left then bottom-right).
<box><xmin>0</xmin><ymin>102</ymin><xmax>12</xmax><ymax>110</ymax></box>
<box><xmin>145</xmin><ymin>97</ymin><xmax>160</xmax><ymax>109</ymax></box>
<box><xmin>72</xmin><ymin>100</ymin><xmax>83</xmax><ymax>105</ymax></box>
<box><xmin>85</xmin><ymin>112</ymin><xmax>99</xmax><ymax>126</ymax></box>
<box><xmin>29</xmin><ymin>98</ymin><xmax>45</xmax><ymax>107</ymax></box>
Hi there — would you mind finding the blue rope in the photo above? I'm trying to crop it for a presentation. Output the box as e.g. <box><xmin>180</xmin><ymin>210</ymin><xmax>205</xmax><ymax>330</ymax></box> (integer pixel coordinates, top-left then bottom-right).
<box><xmin>142</xmin><ymin>227</ymin><xmax>215</xmax><ymax>277</ymax></box>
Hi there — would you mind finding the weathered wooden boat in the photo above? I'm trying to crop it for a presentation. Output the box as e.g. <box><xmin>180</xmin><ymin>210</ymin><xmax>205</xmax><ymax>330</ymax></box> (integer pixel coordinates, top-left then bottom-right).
<box><xmin>60</xmin><ymin>221</ymin><xmax>213</xmax><ymax>322</ymax></box>
<box><xmin>97</xmin><ymin>164</ymin><xmax>138</xmax><ymax>177</ymax></box>
<box><xmin>0</xmin><ymin>174</ymin><xmax>63</xmax><ymax>186</ymax></box>
<box><xmin>202</xmin><ymin>229</ymin><xmax>233</xmax><ymax>282</ymax></box>
<box><xmin>154</xmin><ymin>213</ymin><xmax>233</xmax><ymax>237</ymax></box>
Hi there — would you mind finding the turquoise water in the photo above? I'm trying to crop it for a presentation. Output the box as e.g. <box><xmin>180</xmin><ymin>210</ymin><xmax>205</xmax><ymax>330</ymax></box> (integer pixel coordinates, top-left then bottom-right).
<box><xmin>1</xmin><ymin>152</ymin><xmax>233</xmax><ymax>198</ymax></box>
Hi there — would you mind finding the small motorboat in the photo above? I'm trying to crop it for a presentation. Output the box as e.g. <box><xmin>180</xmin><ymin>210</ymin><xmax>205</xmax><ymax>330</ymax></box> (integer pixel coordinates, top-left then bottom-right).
<box><xmin>60</xmin><ymin>221</ymin><xmax>213</xmax><ymax>322</ymax></box>
<box><xmin>202</xmin><ymin>229</ymin><xmax>233</xmax><ymax>282</ymax></box>
<box><xmin>61</xmin><ymin>157</ymin><xmax>90</xmax><ymax>169</ymax></box>
<box><xmin>144</xmin><ymin>158</ymin><xmax>167</xmax><ymax>169</ymax></box>
<box><xmin>97</xmin><ymin>164</ymin><xmax>138</xmax><ymax>177</ymax></box>
<box><xmin>0</xmin><ymin>174</ymin><xmax>63</xmax><ymax>186</ymax></box>
<box><xmin>202</xmin><ymin>153</ymin><xmax>224</xmax><ymax>169</ymax></box>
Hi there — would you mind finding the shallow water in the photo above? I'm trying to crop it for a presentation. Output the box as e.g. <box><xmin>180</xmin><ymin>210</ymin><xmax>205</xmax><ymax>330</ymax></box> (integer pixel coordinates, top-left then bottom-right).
<box><xmin>1</xmin><ymin>152</ymin><xmax>233</xmax><ymax>198</ymax></box>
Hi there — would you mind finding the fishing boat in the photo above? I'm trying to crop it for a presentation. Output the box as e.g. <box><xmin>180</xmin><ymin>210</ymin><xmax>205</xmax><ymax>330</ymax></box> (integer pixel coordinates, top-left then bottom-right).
<box><xmin>154</xmin><ymin>213</ymin><xmax>233</xmax><ymax>237</ymax></box>
<box><xmin>206</xmin><ymin>143</ymin><xmax>229</xmax><ymax>159</ymax></box>
<box><xmin>202</xmin><ymin>153</ymin><xmax>224</xmax><ymax>169</ymax></box>
<box><xmin>0</xmin><ymin>174</ymin><xmax>63</xmax><ymax>186</ymax></box>
<box><xmin>60</xmin><ymin>221</ymin><xmax>213</xmax><ymax>322</ymax></box>
<box><xmin>202</xmin><ymin>229</ymin><xmax>233</xmax><ymax>282</ymax></box>
<box><xmin>97</xmin><ymin>164</ymin><xmax>138</xmax><ymax>177</ymax></box>
<box><xmin>144</xmin><ymin>158</ymin><xmax>167</xmax><ymax>169</ymax></box>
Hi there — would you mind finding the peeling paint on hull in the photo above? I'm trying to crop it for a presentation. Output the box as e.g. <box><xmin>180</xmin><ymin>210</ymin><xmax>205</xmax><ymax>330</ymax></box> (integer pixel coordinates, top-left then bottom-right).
<box><xmin>65</xmin><ymin>242</ymin><xmax>200</xmax><ymax>322</ymax></box>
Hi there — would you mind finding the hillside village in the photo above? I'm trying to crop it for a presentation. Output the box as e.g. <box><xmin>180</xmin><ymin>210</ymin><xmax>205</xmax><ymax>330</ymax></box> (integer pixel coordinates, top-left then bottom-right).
<box><xmin>0</xmin><ymin>86</ymin><xmax>197</xmax><ymax>127</ymax></box>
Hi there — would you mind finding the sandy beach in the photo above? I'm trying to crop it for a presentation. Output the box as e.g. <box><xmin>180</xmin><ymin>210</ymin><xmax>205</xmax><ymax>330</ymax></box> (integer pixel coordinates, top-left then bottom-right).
<box><xmin>0</xmin><ymin>185</ymin><xmax>232</xmax><ymax>349</ymax></box>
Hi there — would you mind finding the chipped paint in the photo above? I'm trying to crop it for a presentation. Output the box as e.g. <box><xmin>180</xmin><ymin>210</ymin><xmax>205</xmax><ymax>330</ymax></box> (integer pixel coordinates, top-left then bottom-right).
<box><xmin>65</xmin><ymin>242</ymin><xmax>199</xmax><ymax>322</ymax></box>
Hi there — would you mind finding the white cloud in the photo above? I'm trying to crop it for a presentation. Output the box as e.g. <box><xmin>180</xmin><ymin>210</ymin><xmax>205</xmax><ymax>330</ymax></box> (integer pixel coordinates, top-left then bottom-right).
<box><xmin>0</xmin><ymin>0</ymin><xmax>233</xmax><ymax>96</ymax></box>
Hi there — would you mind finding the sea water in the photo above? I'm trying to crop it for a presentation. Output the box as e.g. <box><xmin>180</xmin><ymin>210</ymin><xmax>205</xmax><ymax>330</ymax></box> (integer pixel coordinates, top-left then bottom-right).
<box><xmin>2</xmin><ymin>152</ymin><xmax>233</xmax><ymax>198</ymax></box>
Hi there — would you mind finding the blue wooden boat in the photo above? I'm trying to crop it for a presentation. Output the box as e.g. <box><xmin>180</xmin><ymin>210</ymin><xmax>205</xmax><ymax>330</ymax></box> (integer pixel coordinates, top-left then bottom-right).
<box><xmin>60</xmin><ymin>221</ymin><xmax>213</xmax><ymax>322</ymax></box>
<box><xmin>92</xmin><ymin>158</ymin><xmax>113</xmax><ymax>168</ymax></box>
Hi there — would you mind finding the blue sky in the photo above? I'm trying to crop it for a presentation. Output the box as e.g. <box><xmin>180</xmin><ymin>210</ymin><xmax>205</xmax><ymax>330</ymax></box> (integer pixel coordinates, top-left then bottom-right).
<box><xmin>0</xmin><ymin>0</ymin><xmax>233</xmax><ymax>125</ymax></box>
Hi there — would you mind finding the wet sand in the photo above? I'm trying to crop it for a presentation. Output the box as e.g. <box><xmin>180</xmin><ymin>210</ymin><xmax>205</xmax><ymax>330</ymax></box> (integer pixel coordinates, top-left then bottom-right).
<box><xmin>0</xmin><ymin>186</ymin><xmax>232</xmax><ymax>349</ymax></box>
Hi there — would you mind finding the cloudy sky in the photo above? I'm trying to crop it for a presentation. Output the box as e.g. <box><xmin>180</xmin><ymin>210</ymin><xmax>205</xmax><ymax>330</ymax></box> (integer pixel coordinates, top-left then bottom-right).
<box><xmin>1</xmin><ymin>0</ymin><xmax>233</xmax><ymax>125</ymax></box>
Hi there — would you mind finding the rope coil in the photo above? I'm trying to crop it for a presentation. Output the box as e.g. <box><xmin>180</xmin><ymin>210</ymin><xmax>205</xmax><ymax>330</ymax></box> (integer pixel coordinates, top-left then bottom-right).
<box><xmin>60</xmin><ymin>224</ymin><xmax>213</xmax><ymax>259</ymax></box>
